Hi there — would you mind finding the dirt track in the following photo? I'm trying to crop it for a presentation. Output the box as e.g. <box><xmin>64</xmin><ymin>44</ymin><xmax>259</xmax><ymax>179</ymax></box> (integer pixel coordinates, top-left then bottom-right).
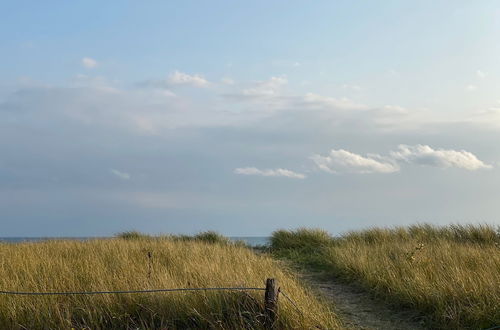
<box><xmin>307</xmin><ymin>275</ymin><xmax>427</xmax><ymax>330</ymax></box>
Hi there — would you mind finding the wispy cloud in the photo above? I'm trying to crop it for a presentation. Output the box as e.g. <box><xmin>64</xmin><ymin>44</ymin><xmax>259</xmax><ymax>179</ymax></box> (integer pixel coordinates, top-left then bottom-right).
<box><xmin>234</xmin><ymin>167</ymin><xmax>306</xmax><ymax>179</ymax></box>
<box><xmin>303</xmin><ymin>93</ymin><xmax>367</xmax><ymax>110</ymax></box>
<box><xmin>167</xmin><ymin>71</ymin><xmax>209</xmax><ymax>87</ymax></box>
<box><xmin>110</xmin><ymin>169</ymin><xmax>131</xmax><ymax>180</ymax></box>
<box><xmin>82</xmin><ymin>57</ymin><xmax>98</xmax><ymax>68</ymax></box>
<box><xmin>341</xmin><ymin>83</ymin><xmax>361</xmax><ymax>91</ymax></box>
<box><xmin>221</xmin><ymin>77</ymin><xmax>235</xmax><ymax>85</ymax></box>
<box><xmin>241</xmin><ymin>76</ymin><xmax>287</xmax><ymax>97</ymax></box>
<box><xmin>466</xmin><ymin>84</ymin><xmax>477</xmax><ymax>91</ymax></box>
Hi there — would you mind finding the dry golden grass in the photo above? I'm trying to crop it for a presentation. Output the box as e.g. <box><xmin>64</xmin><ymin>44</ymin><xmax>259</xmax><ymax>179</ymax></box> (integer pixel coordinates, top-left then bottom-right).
<box><xmin>272</xmin><ymin>224</ymin><xmax>500</xmax><ymax>329</ymax></box>
<box><xmin>0</xmin><ymin>238</ymin><xmax>342</xmax><ymax>329</ymax></box>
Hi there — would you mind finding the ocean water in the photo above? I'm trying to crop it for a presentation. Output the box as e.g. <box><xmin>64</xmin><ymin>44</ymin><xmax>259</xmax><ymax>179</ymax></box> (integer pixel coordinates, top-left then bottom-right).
<box><xmin>0</xmin><ymin>236</ymin><xmax>270</xmax><ymax>247</ymax></box>
<box><xmin>230</xmin><ymin>236</ymin><xmax>270</xmax><ymax>246</ymax></box>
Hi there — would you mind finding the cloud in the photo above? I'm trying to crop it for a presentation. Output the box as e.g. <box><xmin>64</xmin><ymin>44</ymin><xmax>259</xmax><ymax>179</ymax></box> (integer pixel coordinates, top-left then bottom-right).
<box><xmin>2</xmin><ymin>71</ymin><xmax>500</xmax><ymax>235</ymax></box>
<box><xmin>135</xmin><ymin>69</ymin><xmax>212</xmax><ymax>89</ymax></box>
<box><xmin>221</xmin><ymin>77</ymin><xmax>235</xmax><ymax>85</ymax></box>
<box><xmin>82</xmin><ymin>57</ymin><xmax>98</xmax><ymax>68</ymax></box>
<box><xmin>476</xmin><ymin>70</ymin><xmax>486</xmax><ymax>78</ymax></box>
<box><xmin>167</xmin><ymin>71</ymin><xmax>209</xmax><ymax>87</ymax></box>
<box><xmin>303</xmin><ymin>93</ymin><xmax>367</xmax><ymax>110</ymax></box>
<box><xmin>312</xmin><ymin>145</ymin><xmax>491</xmax><ymax>174</ymax></box>
<box><xmin>311</xmin><ymin>149</ymin><xmax>399</xmax><ymax>174</ymax></box>
<box><xmin>241</xmin><ymin>76</ymin><xmax>287</xmax><ymax>97</ymax></box>
<box><xmin>234</xmin><ymin>167</ymin><xmax>306</xmax><ymax>179</ymax></box>
<box><xmin>110</xmin><ymin>169</ymin><xmax>131</xmax><ymax>180</ymax></box>
<box><xmin>466</xmin><ymin>108</ymin><xmax>500</xmax><ymax>129</ymax></box>
<box><xmin>215</xmin><ymin>75</ymin><xmax>422</xmax><ymax>133</ymax></box>
<box><xmin>0</xmin><ymin>74</ymin><xmax>455</xmax><ymax>139</ymax></box>
<box><xmin>390</xmin><ymin>145</ymin><xmax>492</xmax><ymax>170</ymax></box>
<box><xmin>466</xmin><ymin>84</ymin><xmax>477</xmax><ymax>91</ymax></box>
<box><xmin>341</xmin><ymin>83</ymin><xmax>361</xmax><ymax>91</ymax></box>
<box><xmin>381</xmin><ymin>105</ymin><xmax>408</xmax><ymax>114</ymax></box>
<box><xmin>71</xmin><ymin>74</ymin><xmax>120</xmax><ymax>93</ymax></box>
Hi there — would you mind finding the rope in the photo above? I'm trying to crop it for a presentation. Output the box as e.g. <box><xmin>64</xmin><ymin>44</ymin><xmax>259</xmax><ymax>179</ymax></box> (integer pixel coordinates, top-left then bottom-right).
<box><xmin>0</xmin><ymin>285</ymin><xmax>305</xmax><ymax>318</ymax></box>
<box><xmin>279</xmin><ymin>289</ymin><xmax>303</xmax><ymax>315</ymax></box>
<box><xmin>0</xmin><ymin>287</ymin><xmax>265</xmax><ymax>296</ymax></box>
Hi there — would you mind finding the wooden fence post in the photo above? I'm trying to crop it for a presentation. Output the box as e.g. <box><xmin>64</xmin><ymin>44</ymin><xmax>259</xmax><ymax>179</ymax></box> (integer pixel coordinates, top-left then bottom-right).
<box><xmin>147</xmin><ymin>251</ymin><xmax>153</xmax><ymax>280</ymax></box>
<box><xmin>264</xmin><ymin>278</ymin><xmax>279</xmax><ymax>328</ymax></box>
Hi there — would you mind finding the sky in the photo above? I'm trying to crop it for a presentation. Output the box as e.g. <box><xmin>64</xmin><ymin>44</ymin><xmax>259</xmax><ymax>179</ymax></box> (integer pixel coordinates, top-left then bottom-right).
<box><xmin>2</xmin><ymin>1</ymin><xmax>500</xmax><ymax>236</ymax></box>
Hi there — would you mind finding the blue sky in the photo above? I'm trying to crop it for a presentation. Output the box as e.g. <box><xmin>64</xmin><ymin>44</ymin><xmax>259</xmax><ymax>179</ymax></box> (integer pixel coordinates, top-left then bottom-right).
<box><xmin>2</xmin><ymin>1</ymin><xmax>500</xmax><ymax>236</ymax></box>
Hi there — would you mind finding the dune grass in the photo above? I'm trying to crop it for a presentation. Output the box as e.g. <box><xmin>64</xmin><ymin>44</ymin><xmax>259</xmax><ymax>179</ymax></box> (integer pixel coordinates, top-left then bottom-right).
<box><xmin>271</xmin><ymin>224</ymin><xmax>500</xmax><ymax>329</ymax></box>
<box><xmin>0</xmin><ymin>235</ymin><xmax>341</xmax><ymax>329</ymax></box>
<box><xmin>116</xmin><ymin>230</ymin><xmax>232</xmax><ymax>245</ymax></box>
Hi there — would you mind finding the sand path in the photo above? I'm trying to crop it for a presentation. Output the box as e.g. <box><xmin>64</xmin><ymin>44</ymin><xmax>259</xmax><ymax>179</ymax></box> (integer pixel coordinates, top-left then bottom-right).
<box><xmin>303</xmin><ymin>274</ymin><xmax>427</xmax><ymax>330</ymax></box>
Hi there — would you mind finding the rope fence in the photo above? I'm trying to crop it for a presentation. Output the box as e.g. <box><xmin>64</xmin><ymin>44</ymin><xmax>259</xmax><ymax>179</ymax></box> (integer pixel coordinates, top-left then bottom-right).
<box><xmin>4</xmin><ymin>281</ymin><xmax>495</xmax><ymax>330</ymax></box>
<box><xmin>279</xmin><ymin>289</ymin><xmax>303</xmax><ymax>315</ymax></box>
<box><xmin>0</xmin><ymin>287</ymin><xmax>265</xmax><ymax>296</ymax></box>
<box><xmin>0</xmin><ymin>278</ymin><xmax>303</xmax><ymax>327</ymax></box>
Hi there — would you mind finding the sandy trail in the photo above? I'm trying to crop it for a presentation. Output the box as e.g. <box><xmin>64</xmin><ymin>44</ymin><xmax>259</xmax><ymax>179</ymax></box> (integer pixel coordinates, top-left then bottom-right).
<box><xmin>305</xmin><ymin>274</ymin><xmax>427</xmax><ymax>330</ymax></box>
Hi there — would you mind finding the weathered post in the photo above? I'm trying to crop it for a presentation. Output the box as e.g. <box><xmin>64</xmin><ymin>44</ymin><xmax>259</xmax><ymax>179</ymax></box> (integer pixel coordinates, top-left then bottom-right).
<box><xmin>147</xmin><ymin>251</ymin><xmax>153</xmax><ymax>280</ymax></box>
<box><xmin>264</xmin><ymin>278</ymin><xmax>279</xmax><ymax>328</ymax></box>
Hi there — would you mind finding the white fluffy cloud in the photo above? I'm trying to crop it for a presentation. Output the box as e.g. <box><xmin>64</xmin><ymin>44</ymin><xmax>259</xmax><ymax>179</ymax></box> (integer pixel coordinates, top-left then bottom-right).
<box><xmin>234</xmin><ymin>167</ymin><xmax>306</xmax><ymax>179</ymax></box>
<box><xmin>82</xmin><ymin>57</ymin><xmax>98</xmax><ymax>68</ymax></box>
<box><xmin>311</xmin><ymin>149</ymin><xmax>399</xmax><ymax>174</ymax></box>
<box><xmin>167</xmin><ymin>71</ymin><xmax>209</xmax><ymax>87</ymax></box>
<box><xmin>311</xmin><ymin>145</ymin><xmax>491</xmax><ymax>174</ymax></box>
<box><xmin>390</xmin><ymin>145</ymin><xmax>492</xmax><ymax>170</ymax></box>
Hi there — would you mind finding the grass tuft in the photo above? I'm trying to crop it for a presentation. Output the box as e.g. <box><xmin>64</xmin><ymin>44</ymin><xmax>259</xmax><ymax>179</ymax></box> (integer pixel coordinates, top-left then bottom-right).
<box><xmin>271</xmin><ymin>228</ymin><xmax>331</xmax><ymax>250</ymax></box>
<box><xmin>193</xmin><ymin>231</ymin><xmax>231</xmax><ymax>244</ymax></box>
<box><xmin>115</xmin><ymin>230</ymin><xmax>150</xmax><ymax>240</ymax></box>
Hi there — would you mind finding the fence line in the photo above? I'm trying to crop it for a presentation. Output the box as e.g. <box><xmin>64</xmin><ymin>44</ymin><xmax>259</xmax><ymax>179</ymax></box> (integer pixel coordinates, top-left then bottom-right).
<box><xmin>0</xmin><ymin>287</ymin><xmax>265</xmax><ymax>296</ymax></box>
<box><xmin>279</xmin><ymin>290</ymin><xmax>303</xmax><ymax>315</ymax></box>
<box><xmin>0</xmin><ymin>278</ymin><xmax>306</xmax><ymax>328</ymax></box>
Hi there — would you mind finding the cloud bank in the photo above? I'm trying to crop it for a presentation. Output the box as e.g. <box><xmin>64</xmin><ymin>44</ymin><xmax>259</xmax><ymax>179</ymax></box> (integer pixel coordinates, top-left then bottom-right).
<box><xmin>1</xmin><ymin>70</ymin><xmax>499</xmax><ymax>236</ymax></box>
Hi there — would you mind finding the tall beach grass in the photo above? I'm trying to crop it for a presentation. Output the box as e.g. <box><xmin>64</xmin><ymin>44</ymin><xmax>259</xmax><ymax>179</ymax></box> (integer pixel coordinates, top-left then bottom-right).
<box><xmin>271</xmin><ymin>224</ymin><xmax>500</xmax><ymax>329</ymax></box>
<box><xmin>0</xmin><ymin>235</ymin><xmax>341</xmax><ymax>329</ymax></box>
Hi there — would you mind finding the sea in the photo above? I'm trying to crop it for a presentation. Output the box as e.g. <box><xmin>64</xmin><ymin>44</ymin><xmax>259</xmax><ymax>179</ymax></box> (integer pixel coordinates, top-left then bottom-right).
<box><xmin>0</xmin><ymin>236</ymin><xmax>270</xmax><ymax>247</ymax></box>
